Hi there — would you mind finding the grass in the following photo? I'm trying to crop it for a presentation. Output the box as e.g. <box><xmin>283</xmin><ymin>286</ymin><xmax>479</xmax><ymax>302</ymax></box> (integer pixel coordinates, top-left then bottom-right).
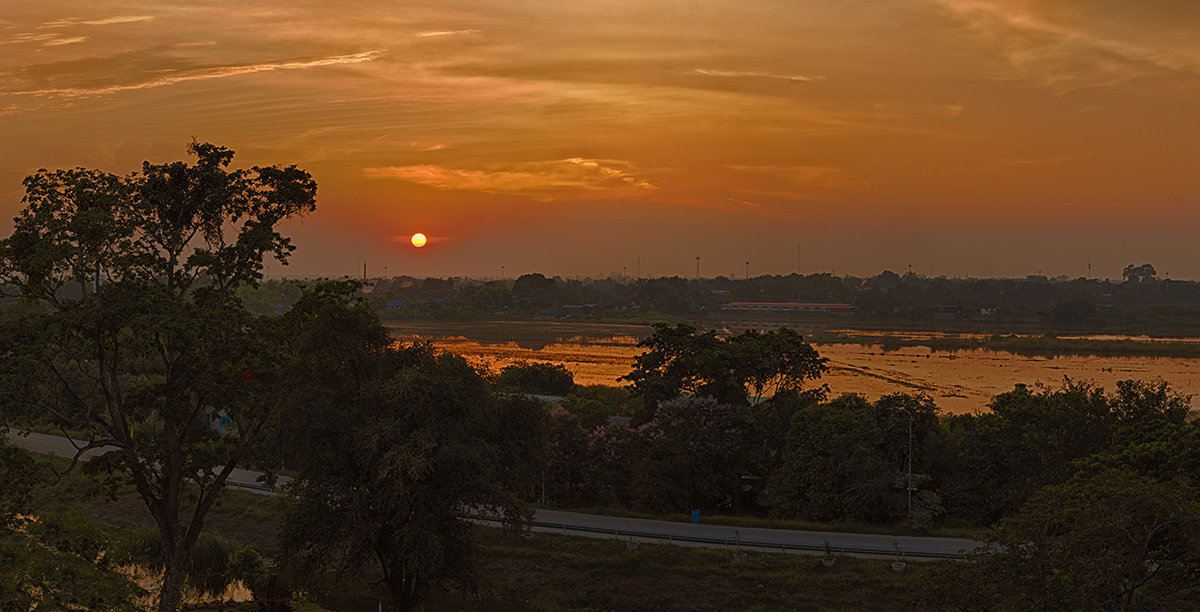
<box><xmin>27</xmin><ymin>451</ymin><xmax>286</xmax><ymax>556</ymax></box>
<box><xmin>477</xmin><ymin>528</ymin><xmax>931</xmax><ymax>611</ymax></box>
<box><xmin>11</xmin><ymin>421</ymin><xmax>90</xmax><ymax>440</ymax></box>
<box><xmin>22</xmin><ymin>448</ymin><xmax>954</xmax><ymax>610</ymax></box>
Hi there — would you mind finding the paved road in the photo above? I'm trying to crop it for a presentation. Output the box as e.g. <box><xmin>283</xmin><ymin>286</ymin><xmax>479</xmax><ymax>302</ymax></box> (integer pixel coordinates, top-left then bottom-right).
<box><xmin>8</xmin><ymin>429</ymin><xmax>980</xmax><ymax>559</ymax></box>
<box><xmin>514</xmin><ymin>509</ymin><xmax>976</xmax><ymax>560</ymax></box>
<box><xmin>7</xmin><ymin>429</ymin><xmax>284</xmax><ymax>493</ymax></box>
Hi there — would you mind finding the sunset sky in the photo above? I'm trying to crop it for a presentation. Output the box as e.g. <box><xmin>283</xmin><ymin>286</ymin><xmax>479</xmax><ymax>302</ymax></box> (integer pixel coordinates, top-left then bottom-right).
<box><xmin>2</xmin><ymin>1</ymin><xmax>1199</xmax><ymax>280</ymax></box>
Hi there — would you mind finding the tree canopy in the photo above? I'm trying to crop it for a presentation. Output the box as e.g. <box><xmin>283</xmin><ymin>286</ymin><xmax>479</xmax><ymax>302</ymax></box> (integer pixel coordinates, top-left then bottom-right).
<box><xmin>918</xmin><ymin>469</ymin><xmax>1200</xmax><ymax>610</ymax></box>
<box><xmin>0</xmin><ymin>142</ymin><xmax>315</xmax><ymax>612</ymax></box>
<box><xmin>621</xmin><ymin>323</ymin><xmax>826</xmax><ymax>422</ymax></box>
<box><xmin>281</xmin><ymin>314</ymin><xmax>547</xmax><ymax>610</ymax></box>
<box><xmin>497</xmin><ymin>361</ymin><xmax>576</xmax><ymax>396</ymax></box>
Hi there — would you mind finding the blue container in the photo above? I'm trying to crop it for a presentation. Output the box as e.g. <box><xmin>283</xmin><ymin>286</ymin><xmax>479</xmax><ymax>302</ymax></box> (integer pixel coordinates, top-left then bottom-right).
<box><xmin>691</xmin><ymin>510</ymin><xmax>700</xmax><ymax>524</ymax></box>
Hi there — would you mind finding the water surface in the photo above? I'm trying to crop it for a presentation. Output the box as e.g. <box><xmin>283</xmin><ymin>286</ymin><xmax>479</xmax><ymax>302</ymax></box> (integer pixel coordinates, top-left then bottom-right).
<box><xmin>394</xmin><ymin>330</ymin><xmax>1200</xmax><ymax>414</ymax></box>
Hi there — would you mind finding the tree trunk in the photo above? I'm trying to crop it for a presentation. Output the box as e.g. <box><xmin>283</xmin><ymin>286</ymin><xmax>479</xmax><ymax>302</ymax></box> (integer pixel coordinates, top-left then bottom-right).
<box><xmin>385</xmin><ymin>564</ymin><xmax>418</xmax><ymax>612</ymax></box>
<box><xmin>158</xmin><ymin>551</ymin><xmax>188</xmax><ymax>612</ymax></box>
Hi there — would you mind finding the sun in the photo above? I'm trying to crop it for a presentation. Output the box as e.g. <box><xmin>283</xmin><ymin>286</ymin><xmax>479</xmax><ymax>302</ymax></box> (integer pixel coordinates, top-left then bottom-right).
<box><xmin>410</xmin><ymin>233</ymin><xmax>427</xmax><ymax>248</ymax></box>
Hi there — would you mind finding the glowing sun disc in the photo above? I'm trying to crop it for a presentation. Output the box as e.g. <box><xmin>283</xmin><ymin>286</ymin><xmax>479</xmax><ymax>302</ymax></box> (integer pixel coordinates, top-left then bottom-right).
<box><xmin>411</xmin><ymin>233</ymin><xmax>427</xmax><ymax>248</ymax></box>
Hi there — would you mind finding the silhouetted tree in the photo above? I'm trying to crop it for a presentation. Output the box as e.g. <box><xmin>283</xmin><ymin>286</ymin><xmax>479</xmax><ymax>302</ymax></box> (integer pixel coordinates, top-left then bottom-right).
<box><xmin>1123</xmin><ymin>263</ymin><xmax>1158</xmax><ymax>283</ymax></box>
<box><xmin>621</xmin><ymin>323</ymin><xmax>826</xmax><ymax>423</ymax></box>
<box><xmin>498</xmin><ymin>361</ymin><xmax>576</xmax><ymax>396</ymax></box>
<box><xmin>0</xmin><ymin>142</ymin><xmax>315</xmax><ymax>612</ymax></box>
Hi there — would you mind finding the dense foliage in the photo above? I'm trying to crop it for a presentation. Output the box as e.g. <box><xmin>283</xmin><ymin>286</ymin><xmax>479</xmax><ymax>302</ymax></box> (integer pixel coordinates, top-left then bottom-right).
<box><xmin>0</xmin><ymin>142</ymin><xmax>315</xmax><ymax>611</ymax></box>
<box><xmin>278</xmin><ymin>291</ymin><xmax>547</xmax><ymax>610</ymax></box>
<box><xmin>497</xmin><ymin>361</ymin><xmax>576</xmax><ymax>396</ymax></box>
<box><xmin>621</xmin><ymin>324</ymin><xmax>826</xmax><ymax>423</ymax></box>
<box><xmin>0</xmin><ymin>439</ymin><xmax>144</xmax><ymax>609</ymax></box>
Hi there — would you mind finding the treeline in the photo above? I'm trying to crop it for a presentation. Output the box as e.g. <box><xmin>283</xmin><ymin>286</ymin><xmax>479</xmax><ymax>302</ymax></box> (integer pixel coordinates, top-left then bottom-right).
<box><xmin>518</xmin><ymin>325</ymin><xmax>1200</xmax><ymax>609</ymax></box>
<box><xmin>522</xmin><ymin>325</ymin><xmax>1197</xmax><ymax>527</ymax></box>
<box><xmin>221</xmin><ymin>264</ymin><xmax>1200</xmax><ymax>333</ymax></box>
<box><xmin>540</xmin><ymin>375</ymin><xmax>1196</xmax><ymax>524</ymax></box>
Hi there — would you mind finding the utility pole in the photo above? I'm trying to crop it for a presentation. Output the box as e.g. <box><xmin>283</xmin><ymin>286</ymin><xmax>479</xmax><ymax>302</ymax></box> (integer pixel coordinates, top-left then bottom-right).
<box><xmin>745</xmin><ymin>260</ymin><xmax>750</xmax><ymax>280</ymax></box>
<box><xmin>696</xmin><ymin>255</ymin><xmax>701</xmax><ymax>279</ymax></box>
<box><xmin>900</xmin><ymin>407</ymin><xmax>913</xmax><ymax>518</ymax></box>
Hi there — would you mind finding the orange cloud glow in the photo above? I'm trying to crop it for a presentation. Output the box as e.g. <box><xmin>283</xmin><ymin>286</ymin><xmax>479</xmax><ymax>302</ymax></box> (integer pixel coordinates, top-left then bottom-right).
<box><xmin>1</xmin><ymin>1</ymin><xmax>1198</xmax><ymax>279</ymax></box>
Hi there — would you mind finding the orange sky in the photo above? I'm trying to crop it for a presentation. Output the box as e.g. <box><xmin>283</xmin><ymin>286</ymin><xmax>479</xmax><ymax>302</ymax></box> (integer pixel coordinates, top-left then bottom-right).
<box><xmin>2</xmin><ymin>1</ymin><xmax>1199</xmax><ymax>279</ymax></box>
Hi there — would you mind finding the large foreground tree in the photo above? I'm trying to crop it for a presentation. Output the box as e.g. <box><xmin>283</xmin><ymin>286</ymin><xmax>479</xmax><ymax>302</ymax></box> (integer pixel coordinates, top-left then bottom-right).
<box><xmin>0</xmin><ymin>143</ymin><xmax>316</xmax><ymax>611</ymax></box>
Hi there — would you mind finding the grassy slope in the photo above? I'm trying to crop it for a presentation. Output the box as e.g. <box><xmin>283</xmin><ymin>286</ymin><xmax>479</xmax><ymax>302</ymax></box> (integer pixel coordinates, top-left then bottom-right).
<box><xmin>26</xmin><ymin>451</ymin><xmax>936</xmax><ymax>611</ymax></box>
<box><xmin>477</xmin><ymin>528</ymin><xmax>928</xmax><ymax>612</ymax></box>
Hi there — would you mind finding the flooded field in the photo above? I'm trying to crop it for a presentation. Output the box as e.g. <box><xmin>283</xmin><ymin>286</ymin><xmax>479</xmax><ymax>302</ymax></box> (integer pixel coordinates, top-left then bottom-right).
<box><xmin>390</xmin><ymin>324</ymin><xmax>1200</xmax><ymax>414</ymax></box>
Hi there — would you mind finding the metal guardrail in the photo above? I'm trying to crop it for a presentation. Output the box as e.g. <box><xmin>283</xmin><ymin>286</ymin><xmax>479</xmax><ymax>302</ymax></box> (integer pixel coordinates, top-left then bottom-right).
<box><xmin>467</xmin><ymin>514</ymin><xmax>968</xmax><ymax>560</ymax></box>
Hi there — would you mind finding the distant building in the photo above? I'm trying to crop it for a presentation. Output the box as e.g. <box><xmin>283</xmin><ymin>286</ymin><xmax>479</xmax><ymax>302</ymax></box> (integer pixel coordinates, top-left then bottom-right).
<box><xmin>720</xmin><ymin>301</ymin><xmax>855</xmax><ymax>314</ymax></box>
<box><xmin>561</xmin><ymin>304</ymin><xmax>598</xmax><ymax>315</ymax></box>
<box><xmin>936</xmin><ymin>300</ymin><xmax>962</xmax><ymax>315</ymax></box>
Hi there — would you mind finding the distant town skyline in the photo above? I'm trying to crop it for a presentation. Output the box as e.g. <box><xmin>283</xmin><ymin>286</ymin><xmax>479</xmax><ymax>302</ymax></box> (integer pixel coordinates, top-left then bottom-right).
<box><xmin>3</xmin><ymin>2</ymin><xmax>1199</xmax><ymax>279</ymax></box>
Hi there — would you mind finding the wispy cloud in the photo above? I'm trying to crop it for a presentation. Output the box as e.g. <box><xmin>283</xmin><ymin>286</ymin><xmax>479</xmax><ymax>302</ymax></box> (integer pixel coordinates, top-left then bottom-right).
<box><xmin>169</xmin><ymin>40</ymin><xmax>217</xmax><ymax>48</ymax></box>
<box><xmin>416</xmin><ymin>29</ymin><xmax>481</xmax><ymax>38</ymax></box>
<box><xmin>928</xmin><ymin>0</ymin><xmax>1200</xmax><ymax>90</ymax></box>
<box><xmin>42</xmin><ymin>36</ymin><xmax>88</xmax><ymax>47</ymax></box>
<box><xmin>726</xmin><ymin>197</ymin><xmax>764</xmax><ymax>210</ymax></box>
<box><xmin>5</xmin><ymin>15</ymin><xmax>156</xmax><ymax>46</ymax></box>
<box><xmin>5</xmin><ymin>51</ymin><xmax>384</xmax><ymax>99</ymax></box>
<box><xmin>694</xmin><ymin>68</ymin><xmax>821</xmax><ymax>82</ymax></box>
<box><xmin>3</xmin><ymin>32</ymin><xmax>58</xmax><ymax>45</ymax></box>
<box><xmin>364</xmin><ymin>158</ymin><xmax>656</xmax><ymax>199</ymax></box>
<box><xmin>42</xmin><ymin>15</ymin><xmax>155</xmax><ymax>28</ymax></box>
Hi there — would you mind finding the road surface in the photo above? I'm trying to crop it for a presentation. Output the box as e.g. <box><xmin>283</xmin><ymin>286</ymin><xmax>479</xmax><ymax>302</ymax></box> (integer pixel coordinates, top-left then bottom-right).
<box><xmin>8</xmin><ymin>429</ymin><xmax>980</xmax><ymax>559</ymax></box>
<box><xmin>7</xmin><ymin>429</ymin><xmax>285</xmax><ymax>493</ymax></box>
